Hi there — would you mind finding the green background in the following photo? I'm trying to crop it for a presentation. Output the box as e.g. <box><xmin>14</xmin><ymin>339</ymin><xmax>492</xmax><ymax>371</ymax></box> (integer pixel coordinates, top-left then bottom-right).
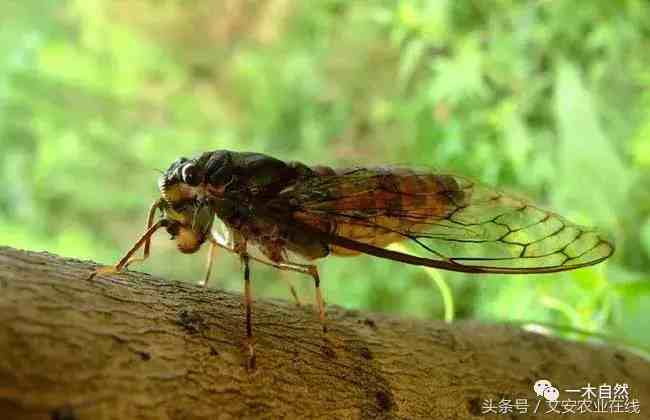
<box><xmin>2</xmin><ymin>0</ymin><xmax>649</xmax><ymax>353</ymax></box>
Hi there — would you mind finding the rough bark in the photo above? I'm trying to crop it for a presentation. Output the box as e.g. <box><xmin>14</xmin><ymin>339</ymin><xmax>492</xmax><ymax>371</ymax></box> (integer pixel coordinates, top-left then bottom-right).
<box><xmin>0</xmin><ymin>246</ymin><xmax>648</xmax><ymax>420</ymax></box>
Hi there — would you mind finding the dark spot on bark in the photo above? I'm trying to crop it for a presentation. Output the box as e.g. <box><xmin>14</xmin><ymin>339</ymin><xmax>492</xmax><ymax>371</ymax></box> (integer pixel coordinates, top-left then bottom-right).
<box><xmin>109</xmin><ymin>333</ymin><xmax>127</xmax><ymax>344</ymax></box>
<box><xmin>321</xmin><ymin>345</ymin><xmax>336</xmax><ymax>359</ymax></box>
<box><xmin>375</xmin><ymin>390</ymin><xmax>393</xmax><ymax>411</ymax></box>
<box><xmin>362</xmin><ymin>318</ymin><xmax>377</xmax><ymax>329</ymax></box>
<box><xmin>136</xmin><ymin>351</ymin><xmax>151</xmax><ymax>361</ymax></box>
<box><xmin>247</xmin><ymin>353</ymin><xmax>257</xmax><ymax>371</ymax></box>
<box><xmin>359</xmin><ymin>347</ymin><xmax>373</xmax><ymax>360</ymax></box>
<box><xmin>50</xmin><ymin>407</ymin><xmax>77</xmax><ymax>420</ymax></box>
<box><xmin>509</xmin><ymin>354</ymin><xmax>520</xmax><ymax>363</ymax></box>
<box><xmin>209</xmin><ymin>346</ymin><xmax>219</xmax><ymax>356</ymax></box>
<box><xmin>615</xmin><ymin>351</ymin><xmax>625</xmax><ymax>362</ymax></box>
<box><xmin>176</xmin><ymin>309</ymin><xmax>205</xmax><ymax>334</ymax></box>
<box><xmin>100</xmin><ymin>312</ymin><xmax>112</xmax><ymax>321</ymax></box>
<box><xmin>467</xmin><ymin>397</ymin><xmax>482</xmax><ymax>416</ymax></box>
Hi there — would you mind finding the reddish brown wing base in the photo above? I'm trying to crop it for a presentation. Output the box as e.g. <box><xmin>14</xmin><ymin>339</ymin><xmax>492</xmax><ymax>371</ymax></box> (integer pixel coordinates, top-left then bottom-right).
<box><xmin>275</xmin><ymin>167</ymin><xmax>614</xmax><ymax>274</ymax></box>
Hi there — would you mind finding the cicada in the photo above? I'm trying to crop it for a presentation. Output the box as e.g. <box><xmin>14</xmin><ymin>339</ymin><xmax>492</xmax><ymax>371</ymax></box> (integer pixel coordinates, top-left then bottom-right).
<box><xmin>91</xmin><ymin>150</ymin><xmax>614</xmax><ymax>367</ymax></box>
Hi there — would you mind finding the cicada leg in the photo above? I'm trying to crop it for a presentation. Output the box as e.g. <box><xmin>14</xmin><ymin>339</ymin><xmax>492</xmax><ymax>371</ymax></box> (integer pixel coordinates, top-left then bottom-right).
<box><xmin>201</xmin><ymin>229</ymin><xmax>234</xmax><ymax>287</ymax></box>
<box><xmin>272</xmin><ymin>262</ymin><xmax>326</xmax><ymax>334</ymax></box>
<box><xmin>205</xmin><ymin>233</ymin><xmax>328</xmax><ymax>368</ymax></box>
<box><xmin>205</xmin><ymin>234</ymin><xmax>301</xmax><ymax>307</ymax></box>
<box><xmin>241</xmin><ymin>256</ymin><xmax>327</xmax><ymax>333</ymax></box>
<box><xmin>237</xmin><ymin>255</ymin><xmax>327</xmax><ymax>366</ymax></box>
<box><xmin>200</xmin><ymin>240</ymin><xmax>218</xmax><ymax>287</ymax></box>
<box><xmin>88</xmin><ymin>217</ymin><xmax>171</xmax><ymax>280</ymax></box>
<box><xmin>90</xmin><ymin>199</ymin><xmax>164</xmax><ymax>280</ymax></box>
<box><xmin>122</xmin><ymin>199</ymin><xmax>164</xmax><ymax>269</ymax></box>
<box><xmin>283</xmin><ymin>274</ymin><xmax>302</xmax><ymax>307</ymax></box>
<box><xmin>241</xmin><ymin>253</ymin><xmax>256</xmax><ymax>370</ymax></box>
<box><xmin>224</xmin><ymin>233</ymin><xmax>257</xmax><ymax>370</ymax></box>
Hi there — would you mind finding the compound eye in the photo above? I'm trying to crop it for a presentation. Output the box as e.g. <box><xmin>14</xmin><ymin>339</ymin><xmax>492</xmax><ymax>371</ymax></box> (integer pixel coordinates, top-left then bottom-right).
<box><xmin>181</xmin><ymin>163</ymin><xmax>201</xmax><ymax>186</ymax></box>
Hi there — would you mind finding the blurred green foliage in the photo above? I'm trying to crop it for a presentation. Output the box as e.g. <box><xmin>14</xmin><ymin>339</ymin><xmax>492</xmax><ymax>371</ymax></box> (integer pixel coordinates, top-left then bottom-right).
<box><xmin>1</xmin><ymin>0</ymin><xmax>649</xmax><ymax>352</ymax></box>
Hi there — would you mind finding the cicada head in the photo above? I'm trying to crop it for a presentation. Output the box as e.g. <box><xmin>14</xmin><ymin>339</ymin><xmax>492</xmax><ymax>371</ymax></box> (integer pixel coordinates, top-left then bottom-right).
<box><xmin>159</xmin><ymin>199</ymin><xmax>215</xmax><ymax>254</ymax></box>
<box><xmin>154</xmin><ymin>156</ymin><xmax>211</xmax><ymax>253</ymax></box>
<box><xmin>158</xmin><ymin>156</ymin><xmax>206</xmax><ymax>203</ymax></box>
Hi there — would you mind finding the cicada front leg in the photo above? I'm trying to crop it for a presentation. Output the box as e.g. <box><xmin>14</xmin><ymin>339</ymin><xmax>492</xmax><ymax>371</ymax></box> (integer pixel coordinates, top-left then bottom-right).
<box><xmin>283</xmin><ymin>274</ymin><xmax>302</xmax><ymax>307</ymax></box>
<box><xmin>200</xmin><ymin>239</ymin><xmax>219</xmax><ymax>287</ymax></box>
<box><xmin>88</xmin><ymin>200</ymin><xmax>169</xmax><ymax>281</ymax></box>
<box><xmin>121</xmin><ymin>199</ymin><xmax>165</xmax><ymax>270</ymax></box>
<box><xmin>201</xmin><ymin>227</ymin><xmax>235</xmax><ymax>287</ymax></box>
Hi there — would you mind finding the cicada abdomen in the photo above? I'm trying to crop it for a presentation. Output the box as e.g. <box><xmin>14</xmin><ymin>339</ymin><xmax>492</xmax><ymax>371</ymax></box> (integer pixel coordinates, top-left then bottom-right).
<box><xmin>289</xmin><ymin>167</ymin><xmax>467</xmax><ymax>256</ymax></box>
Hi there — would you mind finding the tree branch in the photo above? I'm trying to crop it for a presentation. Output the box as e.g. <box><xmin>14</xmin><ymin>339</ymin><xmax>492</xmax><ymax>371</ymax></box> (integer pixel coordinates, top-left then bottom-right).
<box><xmin>0</xmin><ymin>246</ymin><xmax>648</xmax><ymax>419</ymax></box>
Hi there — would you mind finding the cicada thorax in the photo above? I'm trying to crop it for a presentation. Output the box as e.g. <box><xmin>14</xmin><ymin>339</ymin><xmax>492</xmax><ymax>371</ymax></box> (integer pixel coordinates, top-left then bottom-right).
<box><xmin>158</xmin><ymin>150</ymin><xmax>331</xmax><ymax>261</ymax></box>
<box><xmin>217</xmin><ymin>157</ymin><xmax>333</xmax><ymax>261</ymax></box>
<box><xmin>292</xmin><ymin>167</ymin><xmax>467</xmax><ymax>257</ymax></box>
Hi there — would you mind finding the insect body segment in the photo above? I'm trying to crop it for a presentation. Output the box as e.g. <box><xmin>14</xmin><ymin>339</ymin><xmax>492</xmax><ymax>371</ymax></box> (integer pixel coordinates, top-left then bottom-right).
<box><xmin>287</xmin><ymin>168</ymin><xmax>466</xmax><ymax>255</ymax></box>
<box><xmin>91</xmin><ymin>150</ymin><xmax>615</xmax><ymax>368</ymax></box>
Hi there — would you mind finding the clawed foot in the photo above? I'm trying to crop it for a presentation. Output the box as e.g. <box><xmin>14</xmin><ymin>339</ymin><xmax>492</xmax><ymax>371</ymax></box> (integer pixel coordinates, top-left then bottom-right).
<box><xmin>243</xmin><ymin>338</ymin><xmax>256</xmax><ymax>371</ymax></box>
<box><xmin>320</xmin><ymin>334</ymin><xmax>342</xmax><ymax>359</ymax></box>
<box><xmin>86</xmin><ymin>266</ymin><xmax>121</xmax><ymax>281</ymax></box>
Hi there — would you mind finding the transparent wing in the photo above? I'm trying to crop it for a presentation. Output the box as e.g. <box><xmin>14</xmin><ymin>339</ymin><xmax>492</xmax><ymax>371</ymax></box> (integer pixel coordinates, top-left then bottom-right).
<box><xmin>277</xmin><ymin>167</ymin><xmax>614</xmax><ymax>273</ymax></box>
